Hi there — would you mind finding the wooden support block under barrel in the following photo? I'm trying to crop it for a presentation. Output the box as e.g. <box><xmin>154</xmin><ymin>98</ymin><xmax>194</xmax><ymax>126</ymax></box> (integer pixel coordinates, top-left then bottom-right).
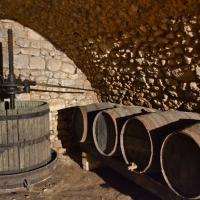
<box><xmin>80</xmin><ymin>144</ymin><xmax>189</xmax><ymax>200</ymax></box>
<box><xmin>82</xmin><ymin>152</ymin><xmax>102</xmax><ymax>171</ymax></box>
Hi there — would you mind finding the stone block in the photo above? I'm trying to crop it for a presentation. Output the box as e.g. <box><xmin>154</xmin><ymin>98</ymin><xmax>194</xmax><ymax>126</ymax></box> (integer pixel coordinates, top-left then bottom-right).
<box><xmin>27</xmin><ymin>28</ymin><xmax>42</xmax><ymax>40</ymax></box>
<box><xmin>15</xmin><ymin>38</ymin><xmax>29</xmax><ymax>47</ymax></box>
<box><xmin>18</xmin><ymin>68</ymin><xmax>30</xmax><ymax>80</ymax></box>
<box><xmin>50</xmin><ymin>51</ymin><xmax>57</xmax><ymax>57</ymax></box>
<box><xmin>68</xmin><ymin>74</ymin><xmax>79</xmax><ymax>80</ymax></box>
<box><xmin>196</xmin><ymin>65</ymin><xmax>200</xmax><ymax>79</ymax></box>
<box><xmin>2</xmin><ymin>47</ymin><xmax>8</xmax><ymax>68</ymax></box>
<box><xmin>14</xmin><ymin>54</ymin><xmax>29</xmax><ymax>69</ymax></box>
<box><xmin>61</xmin><ymin>62</ymin><xmax>76</xmax><ymax>74</ymax></box>
<box><xmin>47</xmin><ymin>59</ymin><xmax>62</xmax><ymax>71</ymax></box>
<box><xmin>190</xmin><ymin>82</ymin><xmax>199</xmax><ymax>92</ymax></box>
<box><xmin>35</xmin><ymin>76</ymin><xmax>48</xmax><ymax>82</ymax></box>
<box><xmin>30</xmin><ymin>57</ymin><xmax>45</xmax><ymax>69</ymax></box>
<box><xmin>21</xmin><ymin>48</ymin><xmax>40</xmax><ymax>56</ymax></box>
<box><xmin>48</xmin><ymin>78</ymin><xmax>59</xmax><ymax>85</ymax></box>
<box><xmin>50</xmin><ymin>92</ymin><xmax>59</xmax><ymax>98</ymax></box>
<box><xmin>41</xmin><ymin>40</ymin><xmax>53</xmax><ymax>50</ymax></box>
<box><xmin>41</xmin><ymin>49</ymin><xmax>49</xmax><ymax>56</ymax></box>
<box><xmin>14</xmin><ymin>47</ymin><xmax>21</xmax><ymax>55</ymax></box>
<box><xmin>30</xmin><ymin>70</ymin><xmax>45</xmax><ymax>77</ymax></box>
<box><xmin>52</xmin><ymin>139</ymin><xmax>63</xmax><ymax>149</ymax></box>
<box><xmin>53</xmin><ymin>72</ymin><xmax>68</xmax><ymax>79</ymax></box>
<box><xmin>44</xmin><ymin>71</ymin><xmax>53</xmax><ymax>78</ymax></box>
<box><xmin>13</xmin><ymin>24</ymin><xmax>26</xmax><ymax>38</ymax></box>
<box><xmin>40</xmin><ymin>93</ymin><xmax>50</xmax><ymax>100</ymax></box>
<box><xmin>30</xmin><ymin>40</ymin><xmax>41</xmax><ymax>49</ymax></box>
<box><xmin>30</xmin><ymin>92</ymin><xmax>40</xmax><ymax>99</ymax></box>
<box><xmin>62</xmin><ymin>56</ymin><xmax>74</xmax><ymax>64</ymax></box>
<box><xmin>60</xmin><ymin>79</ymin><xmax>75</xmax><ymax>86</ymax></box>
<box><xmin>2</xmin><ymin>21</ymin><xmax>12</xmax><ymax>29</ymax></box>
<box><xmin>59</xmin><ymin>93</ymin><xmax>73</xmax><ymax>99</ymax></box>
<box><xmin>49</xmin><ymin>99</ymin><xmax>66</xmax><ymax>111</ymax></box>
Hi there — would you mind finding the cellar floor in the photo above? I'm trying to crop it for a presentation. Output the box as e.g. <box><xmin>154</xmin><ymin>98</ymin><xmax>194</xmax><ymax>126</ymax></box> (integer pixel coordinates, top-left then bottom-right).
<box><xmin>0</xmin><ymin>152</ymin><xmax>160</xmax><ymax>200</ymax></box>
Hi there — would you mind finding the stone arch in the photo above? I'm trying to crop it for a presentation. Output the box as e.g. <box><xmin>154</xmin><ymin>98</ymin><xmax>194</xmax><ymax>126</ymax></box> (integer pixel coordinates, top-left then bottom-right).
<box><xmin>0</xmin><ymin>0</ymin><xmax>200</xmax><ymax>113</ymax></box>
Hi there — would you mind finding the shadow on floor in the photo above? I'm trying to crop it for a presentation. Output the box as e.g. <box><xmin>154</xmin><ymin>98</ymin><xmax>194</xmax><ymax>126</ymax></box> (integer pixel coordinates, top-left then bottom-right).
<box><xmin>64</xmin><ymin>146</ymin><xmax>161</xmax><ymax>200</ymax></box>
<box><xmin>94</xmin><ymin>166</ymin><xmax>161</xmax><ymax>200</ymax></box>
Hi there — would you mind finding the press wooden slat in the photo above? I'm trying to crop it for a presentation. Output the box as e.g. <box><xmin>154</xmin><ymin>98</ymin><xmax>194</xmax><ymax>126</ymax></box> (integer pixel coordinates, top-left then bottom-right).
<box><xmin>19</xmin><ymin>118</ymin><xmax>25</xmax><ymax>170</ymax></box>
<box><xmin>30</xmin><ymin>116</ymin><xmax>34</xmax><ymax>166</ymax></box>
<box><xmin>12</xmin><ymin>109</ymin><xmax>19</xmax><ymax>170</ymax></box>
<box><xmin>0</xmin><ymin>121</ymin><xmax>2</xmax><ymax>170</ymax></box>
<box><xmin>0</xmin><ymin>101</ymin><xmax>50</xmax><ymax>173</ymax></box>
<box><xmin>46</xmin><ymin>114</ymin><xmax>50</xmax><ymax>160</ymax></box>
<box><xmin>35</xmin><ymin>116</ymin><xmax>39</xmax><ymax>166</ymax></box>
<box><xmin>33</xmin><ymin>117</ymin><xmax>37</xmax><ymax>166</ymax></box>
<box><xmin>2</xmin><ymin>117</ymin><xmax>8</xmax><ymax>171</ymax></box>
<box><xmin>25</xmin><ymin>119</ymin><xmax>30</xmax><ymax>168</ymax></box>
<box><xmin>37</xmin><ymin>115</ymin><xmax>41</xmax><ymax>165</ymax></box>
<box><xmin>7</xmin><ymin>110</ymin><xmax>14</xmax><ymax>171</ymax></box>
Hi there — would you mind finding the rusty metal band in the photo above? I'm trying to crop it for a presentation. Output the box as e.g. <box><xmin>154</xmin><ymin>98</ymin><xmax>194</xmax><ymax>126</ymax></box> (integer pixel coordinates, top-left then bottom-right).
<box><xmin>0</xmin><ymin>109</ymin><xmax>49</xmax><ymax>121</ymax></box>
<box><xmin>0</xmin><ymin>133</ymin><xmax>50</xmax><ymax>150</ymax></box>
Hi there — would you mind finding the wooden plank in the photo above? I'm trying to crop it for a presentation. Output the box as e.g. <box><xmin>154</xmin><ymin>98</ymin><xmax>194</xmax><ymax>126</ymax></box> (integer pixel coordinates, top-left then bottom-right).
<box><xmin>46</xmin><ymin>113</ymin><xmax>50</xmax><ymax>160</ymax></box>
<box><xmin>32</xmin><ymin>105</ymin><xmax>38</xmax><ymax>166</ymax></box>
<box><xmin>7</xmin><ymin>110</ymin><xmax>15</xmax><ymax>171</ymax></box>
<box><xmin>2</xmin><ymin>115</ymin><xmax>8</xmax><ymax>171</ymax></box>
<box><xmin>46</xmin><ymin>113</ymin><xmax>51</xmax><ymax>158</ymax></box>
<box><xmin>19</xmin><ymin>118</ymin><xmax>25</xmax><ymax>170</ymax></box>
<box><xmin>80</xmin><ymin>144</ymin><xmax>190</xmax><ymax>200</ymax></box>
<box><xmin>33</xmin><ymin>117</ymin><xmax>37</xmax><ymax>166</ymax></box>
<box><xmin>16</xmin><ymin>109</ymin><xmax>20</xmax><ymax>171</ymax></box>
<box><xmin>37</xmin><ymin>116</ymin><xmax>41</xmax><ymax>166</ymax></box>
<box><xmin>12</xmin><ymin>109</ymin><xmax>19</xmax><ymax>170</ymax></box>
<box><xmin>29</xmin><ymin>116</ymin><xmax>34</xmax><ymax>168</ymax></box>
<box><xmin>39</xmin><ymin>116</ymin><xmax>43</xmax><ymax>165</ymax></box>
<box><xmin>44</xmin><ymin>115</ymin><xmax>47</xmax><ymax>162</ymax></box>
<box><xmin>0</xmin><ymin>117</ymin><xmax>3</xmax><ymax>171</ymax></box>
<box><xmin>24</xmin><ymin>118</ymin><xmax>30</xmax><ymax>169</ymax></box>
<box><xmin>40</xmin><ymin>116</ymin><xmax>44</xmax><ymax>164</ymax></box>
<box><xmin>35</xmin><ymin>117</ymin><xmax>39</xmax><ymax>166</ymax></box>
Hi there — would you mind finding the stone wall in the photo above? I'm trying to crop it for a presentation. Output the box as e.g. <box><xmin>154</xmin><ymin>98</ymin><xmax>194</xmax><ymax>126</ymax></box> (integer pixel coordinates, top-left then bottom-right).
<box><xmin>0</xmin><ymin>19</ymin><xmax>98</xmax><ymax>153</ymax></box>
<box><xmin>98</xmin><ymin>16</ymin><xmax>200</xmax><ymax>111</ymax></box>
<box><xmin>0</xmin><ymin>0</ymin><xmax>199</xmax><ymax>112</ymax></box>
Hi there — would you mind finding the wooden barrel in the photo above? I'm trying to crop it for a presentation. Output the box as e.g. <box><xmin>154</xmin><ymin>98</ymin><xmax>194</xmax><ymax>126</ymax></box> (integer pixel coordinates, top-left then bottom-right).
<box><xmin>160</xmin><ymin>123</ymin><xmax>200</xmax><ymax>199</ymax></box>
<box><xmin>72</xmin><ymin>103</ymin><xmax>119</xmax><ymax>143</ymax></box>
<box><xmin>0</xmin><ymin>101</ymin><xmax>51</xmax><ymax>174</ymax></box>
<box><xmin>93</xmin><ymin>106</ymin><xmax>156</xmax><ymax>156</ymax></box>
<box><xmin>120</xmin><ymin>110</ymin><xmax>200</xmax><ymax>173</ymax></box>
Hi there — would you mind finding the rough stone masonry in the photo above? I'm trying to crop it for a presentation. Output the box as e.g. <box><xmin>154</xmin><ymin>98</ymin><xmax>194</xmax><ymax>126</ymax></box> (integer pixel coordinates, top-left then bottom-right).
<box><xmin>0</xmin><ymin>19</ymin><xmax>98</xmax><ymax>153</ymax></box>
<box><xmin>0</xmin><ymin>0</ymin><xmax>199</xmax><ymax>112</ymax></box>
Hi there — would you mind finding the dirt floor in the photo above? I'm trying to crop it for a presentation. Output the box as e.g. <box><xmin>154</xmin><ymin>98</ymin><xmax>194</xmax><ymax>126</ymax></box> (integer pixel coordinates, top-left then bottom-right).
<box><xmin>0</xmin><ymin>153</ymin><xmax>160</xmax><ymax>200</ymax></box>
